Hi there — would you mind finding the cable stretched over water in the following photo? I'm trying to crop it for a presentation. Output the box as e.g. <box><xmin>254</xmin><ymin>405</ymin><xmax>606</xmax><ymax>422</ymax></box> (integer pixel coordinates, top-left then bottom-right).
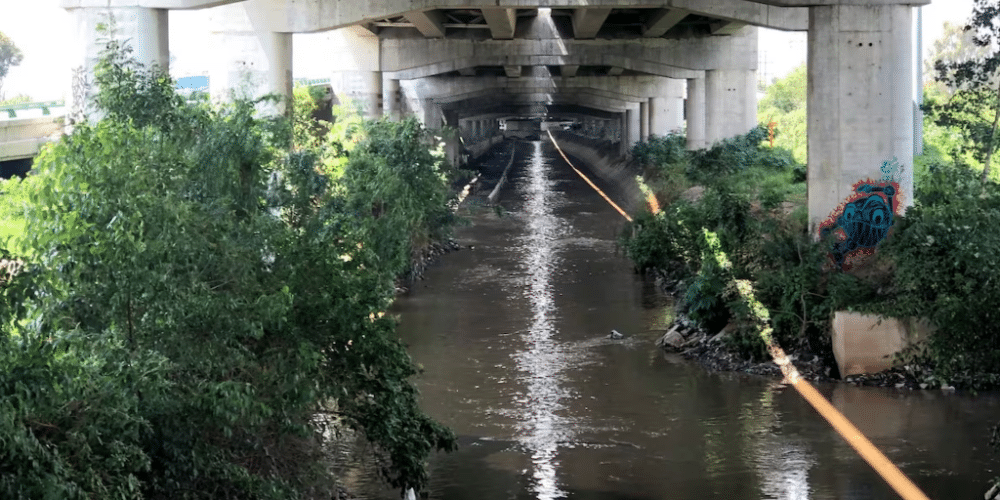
<box><xmin>546</xmin><ymin>129</ymin><xmax>930</xmax><ymax>500</ymax></box>
<box><xmin>546</xmin><ymin>130</ymin><xmax>633</xmax><ymax>222</ymax></box>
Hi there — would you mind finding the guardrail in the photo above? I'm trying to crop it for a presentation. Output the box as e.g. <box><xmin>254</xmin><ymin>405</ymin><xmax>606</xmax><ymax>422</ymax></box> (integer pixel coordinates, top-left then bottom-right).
<box><xmin>1</xmin><ymin>101</ymin><xmax>66</xmax><ymax>119</ymax></box>
<box><xmin>1</xmin><ymin>78</ymin><xmax>332</xmax><ymax>120</ymax></box>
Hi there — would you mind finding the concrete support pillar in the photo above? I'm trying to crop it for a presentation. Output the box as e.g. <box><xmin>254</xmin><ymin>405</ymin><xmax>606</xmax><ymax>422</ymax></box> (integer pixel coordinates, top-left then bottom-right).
<box><xmin>686</xmin><ymin>77</ymin><xmax>706</xmax><ymax>150</ymax></box>
<box><xmin>421</xmin><ymin>98</ymin><xmax>442</xmax><ymax>129</ymax></box>
<box><xmin>639</xmin><ymin>100</ymin><xmax>650</xmax><ymax>143</ymax></box>
<box><xmin>364</xmin><ymin>71</ymin><xmax>383</xmax><ymax>119</ymax></box>
<box><xmin>649</xmin><ymin>97</ymin><xmax>666</xmax><ymax>139</ymax></box>
<box><xmin>704</xmin><ymin>69</ymin><xmax>756</xmax><ymax>145</ymax></box>
<box><xmin>383</xmin><ymin>77</ymin><xmax>400</xmax><ymax>121</ymax></box>
<box><xmin>208</xmin><ymin>3</ymin><xmax>293</xmax><ymax>117</ymax></box>
<box><xmin>808</xmin><ymin>5</ymin><xmax>914</xmax><ymax>233</ymax></box>
<box><xmin>651</xmin><ymin>78</ymin><xmax>686</xmax><ymax>136</ymax></box>
<box><xmin>618</xmin><ymin>112</ymin><xmax>627</xmax><ymax>155</ymax></box>
<box><xmin>68</xmin><ymin>7</ymin><xmax>169</xmax><ymax>122</ymax></box>
<box><xmin>439</xmin><ymin>110</ymin><xmax>461</xmax><ymax>168</ymax></box>
<box><xmin>626</xmin><ymin>107</ymin><xmax>641</xmax><ymax>150</ymax></box>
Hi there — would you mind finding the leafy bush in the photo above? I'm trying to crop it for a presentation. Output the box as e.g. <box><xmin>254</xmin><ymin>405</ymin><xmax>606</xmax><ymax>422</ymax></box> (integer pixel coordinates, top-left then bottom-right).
<box><xmin>686</xmin><ymin>125</ymin><xmax>770</xmax><ymax>185</ymax></box>
<box><xmin>874</xmin><ymin>163</ymin><xmax>1000</xmax><ymax>388</ymax></box>
<box><xmin>758</xmin><ymin>64</ymin><xmax>807</xmax><ymax>164</ymax></box>
<box><xmin>632</xmin><ymin>133</ymin><xmax>688</xmax><ymax>168</ymax></box>
<box><xmin>0</xmin><ymin>38</ymin><xmax>455</xmax><ymax>499</ymax></box>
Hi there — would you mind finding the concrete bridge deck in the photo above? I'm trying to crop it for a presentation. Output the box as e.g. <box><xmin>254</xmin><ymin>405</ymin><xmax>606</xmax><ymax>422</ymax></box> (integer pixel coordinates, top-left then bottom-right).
<box><xmin>3</xmin><ymin>0</ymin><xmax>932</xmax><ymax>230</ymax></box>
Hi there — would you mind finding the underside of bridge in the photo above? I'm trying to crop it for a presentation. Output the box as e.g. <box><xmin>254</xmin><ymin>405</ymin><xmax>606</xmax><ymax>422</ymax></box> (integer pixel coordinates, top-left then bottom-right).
<box><xmin>59</xmin><ymin>0</ymin><xmax>930</xmax><ymax>230</ymax></box>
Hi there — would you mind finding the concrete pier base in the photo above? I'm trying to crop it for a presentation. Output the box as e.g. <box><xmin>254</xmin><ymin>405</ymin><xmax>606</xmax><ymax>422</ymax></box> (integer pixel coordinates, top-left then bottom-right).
<box><xmin>832</xmin><ymin>312</ymin><xmax>932</xmax><ymax>377</ymax></box>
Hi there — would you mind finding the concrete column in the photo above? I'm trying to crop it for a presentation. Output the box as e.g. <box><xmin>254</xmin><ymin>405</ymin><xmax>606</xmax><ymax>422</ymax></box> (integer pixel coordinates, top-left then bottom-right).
<box><xmin>421</xmin><ymin>98</ymin><xmax>442</xmax><ymax>129</ymax></box>
<box><xmin>364</xmin><ymin>71</ymin><xmax>383</xmax><ymax>118</ymax></box>
<box><xmin>704</xmin><ymin>69</ymin><xmax>756</xmax><ymax>145</ymax></box>
<box><xmin>383</xmin><ymin>77</ymin><xmax>400</xmax><ymax>121</ymax></box>
<box><xmin>619</xmin><ymin>112</ymin><xmax>628</xmax><ymax>155</ymax></box>
<box><xmin>67</xmin><ymin>7</ymin><xmax>169</xmax><ymax>122</ymax></box>
<box><xmin>686</xmin><ymin>77</ymin><xmax>706</xmax><ymax>150</ymax></box>
<box><xmin>626</xmin><ymin>107</ymin><xmax>641</xmax><ymax>149</ymax></box>
<box><xmin>808</xmin><ymin>5</ymin><xmax>914</xmax><ymax>232</ymax></box>
<box><xmin>208</xmin><ymin>3</ymin><xmax>293</xmax><ymax>117</ymax></box>
<box><xmin>651</xmin><ymin>78</ymin><xmax>686</xmax><ymax>136</ymax></box>
<box><xmin>639</xmin><ymin>100</ymin><xmax>650</xmax><ymax>142</ymax></box>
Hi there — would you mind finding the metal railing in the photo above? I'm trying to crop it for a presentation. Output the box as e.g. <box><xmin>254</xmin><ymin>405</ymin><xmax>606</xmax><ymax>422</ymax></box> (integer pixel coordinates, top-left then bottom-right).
<box><xmin>1</xmin><ymin>77</ymin><xmax>332</xmax><ymax>119</ymax></box>
<box><xmin>1</xmin><ymin>100</ymin><xmax>66</xmax><ymax>118</ymax></box>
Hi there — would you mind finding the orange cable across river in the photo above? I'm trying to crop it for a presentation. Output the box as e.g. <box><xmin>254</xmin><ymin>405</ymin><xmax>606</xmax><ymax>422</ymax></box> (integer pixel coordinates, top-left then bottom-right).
<box><xmin>546</xmin><ymin>131</ymin><xmax>931</xmax><ymax>500</ymax></box>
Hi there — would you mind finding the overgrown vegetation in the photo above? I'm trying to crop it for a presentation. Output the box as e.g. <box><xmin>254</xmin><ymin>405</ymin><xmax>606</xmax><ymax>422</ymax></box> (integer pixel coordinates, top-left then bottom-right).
<box><xmin>624</xmin><ymin>17</ymin><xmax>1000</xmax><ymax>392</ymax></box>
<box><xmin>626</xmin><ymin>125</ymin><xmax>829</xmax><ymax>362</ymax></box>
<box><xmin>0</xmin><ymin>37</ymin><xmax>455</xmax><ymax>499</ymax></box>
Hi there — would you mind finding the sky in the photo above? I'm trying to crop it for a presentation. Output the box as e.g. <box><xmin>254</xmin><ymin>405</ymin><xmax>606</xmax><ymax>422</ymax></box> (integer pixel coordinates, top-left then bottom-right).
<box><xmin>0</xmin><ymin>0</ymin><xmax>980</xmax><ymax>102</ymax></box>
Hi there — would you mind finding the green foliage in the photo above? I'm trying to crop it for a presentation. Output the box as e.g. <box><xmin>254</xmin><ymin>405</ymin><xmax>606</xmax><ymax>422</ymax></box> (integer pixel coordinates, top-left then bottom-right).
<box><xmin>925</xmin><ymin>0</ymin><xmax>1000</xmax><ymax>182</ymax></box>
<box><xmin>0</xmin><ymin>30</ymin><xmax>23</xmax><ymax>98</ymax></box>
<box><xmin>92</xmin><ymin>36</ymin><xmax>192</xmax><ymax>134</ymax></box>
<box><xmin>622</xmin><ymin>126</ymin><xmax>844</xmax><ymax>363</ymax></box>
<box><xmin>0</xmin><ymin>39</ymin><xmax>455</xmax><ymax>499</ymax></box>
<box><xmin>758</xmin><ymin>64</ymin><xmax>807</xmax><ymax>164</ymax></box>
<box><xmin>632</xmin><ymin>133</ymin><xmax>689</xmax><ymax>168</ymax></box>
<box><xmin>0</xmin><ymin>93</ymin><xmax>30</xmax><ymax>106</ymax></box>
<box><xmin>925</xmin><ymin>21</ymin><xmax>992</xmax><ymax>97</ymax></box>
<box><xmin>631</xmin><ymin>133</ymin><xmax>690</xmax><ymax>205</ymax></box>
<box><xmin>292</xmin><ymin>85</ymin><xmax>331</xmax><ymax>152</ymax></box>
<box><xmin>686</xmin><ymin>125</ymin><xmax>777</xmax><ymax>186</ymax></box>
<box><xmin>341</xmin><ymin>118</ymin><xmax>453</xmax><ymax>277</ymax></box>
<box><xmin>873</xmin><ymin>163</ymin><xmax>1000</xmax><ymax>388</ymax></box>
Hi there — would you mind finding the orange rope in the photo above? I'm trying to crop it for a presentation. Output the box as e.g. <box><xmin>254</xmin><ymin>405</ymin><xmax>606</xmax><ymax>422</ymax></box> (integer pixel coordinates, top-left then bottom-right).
<box><xmin>546</xmin><ymin>131</ymin><xmax>931</xmax><ymax>499</ymax></box>
<box><xmin>771</xmin><ymin>344</ymin><xmax>931</xmax><ymax>500</ymax></box>
<box><xmin>546</xmin><ymin>130</ymin><xmax>633</xmax><ymax>222</ymax></box>
<box><xmin>549</xmin><ymin>130</ymin><xmax>934</xmax><ymax>498</ymax></box>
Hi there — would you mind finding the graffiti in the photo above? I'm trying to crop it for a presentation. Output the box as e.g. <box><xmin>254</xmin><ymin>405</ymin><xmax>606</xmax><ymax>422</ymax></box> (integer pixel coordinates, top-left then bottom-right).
<box><xmin>70</xmin><ymin>66</ymin><xmax>90</xmax><ymax>124</ymax></box>
<box><xmin>819</xmin><ymin>158</ymin><xmax>904</xmax><ymax>270</ymax></box>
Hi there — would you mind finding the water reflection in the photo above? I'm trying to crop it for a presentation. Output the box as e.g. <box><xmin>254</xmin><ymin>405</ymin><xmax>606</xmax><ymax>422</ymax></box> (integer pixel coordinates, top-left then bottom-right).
<box><xmin>753</xmin><ymin>384</ymin><xmax>814</xmax><ymax>500</ymax></box>
<box><xmin>513</xmin><ymin>141</ymin><xmax>570</xmax><ymax>500</ymax></box>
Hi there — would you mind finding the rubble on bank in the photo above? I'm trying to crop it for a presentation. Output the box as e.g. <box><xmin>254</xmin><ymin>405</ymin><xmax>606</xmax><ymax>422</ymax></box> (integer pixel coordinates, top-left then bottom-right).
<box><xmin>650</xmin><ymin>271</ymin><xmax>937</xmax><ymax>389</ymax></box>
<box><xmin>397</xmin><ymin>239</ymin><xmax>462</xmax><ymax>294</ymax></box>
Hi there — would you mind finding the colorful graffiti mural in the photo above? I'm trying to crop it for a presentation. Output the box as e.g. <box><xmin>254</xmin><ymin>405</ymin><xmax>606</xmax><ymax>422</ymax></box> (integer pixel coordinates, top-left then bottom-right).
<box><xmin>819</xmin><ymin>158</ymin><xmax>904</xmax><ymax>270</ymax></box>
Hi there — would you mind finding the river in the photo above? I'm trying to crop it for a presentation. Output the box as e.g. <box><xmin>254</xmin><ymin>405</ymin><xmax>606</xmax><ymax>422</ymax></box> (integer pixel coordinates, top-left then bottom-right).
<box><xmin>332</xmin><ymin>140</ymin><xmax>1000</xmax><ymax>500</ymax></box>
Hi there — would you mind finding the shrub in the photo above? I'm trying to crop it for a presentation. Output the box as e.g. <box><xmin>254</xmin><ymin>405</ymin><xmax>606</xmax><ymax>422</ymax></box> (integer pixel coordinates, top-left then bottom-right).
<box><xmin>686</xmin><ymin>125</ymin><xmax>770</xmax><ymax>185</ymax></box>
<box><xmin>632</xmin><ymin>133</ymin><xmax>689</xmax><ymax>168</ymax></box>
<box><xmin>0</xmin><ymin>38</ymin><xmax>455</xmax><ymax>499</ymax></box>
<box><xmin>875</xmin><ymin>163</ymin><xmax>1000</xmax><ymax>388</ymax></box>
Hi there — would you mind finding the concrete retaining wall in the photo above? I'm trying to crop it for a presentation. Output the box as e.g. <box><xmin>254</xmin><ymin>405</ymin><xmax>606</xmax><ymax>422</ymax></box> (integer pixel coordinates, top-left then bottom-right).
<box><xmin>466</xmin><ymin>134</ymin><xmax>504</xmax><ymax>161</ymax></box>
<box><xmin>548</xmin><ymin>131</ymin><xmax>644</xmax><ymax>214</ymax></box>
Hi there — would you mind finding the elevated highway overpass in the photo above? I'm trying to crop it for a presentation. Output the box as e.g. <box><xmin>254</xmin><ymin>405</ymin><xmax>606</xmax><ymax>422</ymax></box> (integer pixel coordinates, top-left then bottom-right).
<box><xmin>39</xmin><ymin>0</ymin><xmax>930</xmax><ymax>229</ymax></box>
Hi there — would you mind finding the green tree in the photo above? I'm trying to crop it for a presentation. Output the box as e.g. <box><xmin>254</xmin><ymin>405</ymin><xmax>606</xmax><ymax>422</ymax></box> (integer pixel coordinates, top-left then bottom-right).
<box><xmin>0</xmin><ymin>38</ymin><xmax>455</xmax><ymax>499</ymax></box>
<box><xmin>924</xmin><ymin>21</ymin><xmax>992</xmax><ymax>96</ymax></box>
<box><xmin>926</xmin><ymin>0</ymin><xmax>1000</xmax><ymax>182</ymax></box>
<box><xmin>758</xmin><ymin>64</ymin><xmax>807</xmax><ymax>164</ymax></box>
<box><xmin>0</xmin><ymin>31</ymin><xmax>23</xmax><ymax>100</ymax></box>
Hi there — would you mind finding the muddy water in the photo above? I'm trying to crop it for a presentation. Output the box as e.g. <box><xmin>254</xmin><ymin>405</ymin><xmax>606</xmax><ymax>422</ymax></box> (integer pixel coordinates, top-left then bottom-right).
<box><xmin>337</xmin><ymin>141</ymin><xmax>1000</xmax><ymax>500</ymax></box>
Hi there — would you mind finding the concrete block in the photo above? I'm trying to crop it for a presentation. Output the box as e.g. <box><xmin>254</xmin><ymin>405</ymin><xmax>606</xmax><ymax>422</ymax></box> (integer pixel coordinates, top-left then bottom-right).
<box><xmin>831</xmin><ymin>311</ymin><xmax>933</xmax><ymax>377</ymax></box>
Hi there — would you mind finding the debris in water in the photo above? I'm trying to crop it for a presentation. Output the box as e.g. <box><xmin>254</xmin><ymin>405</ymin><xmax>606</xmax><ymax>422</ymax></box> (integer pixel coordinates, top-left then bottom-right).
<box><xmin>609</xmin><ymin>329</ymin><xmax>624</xmax><ymax>340</ymax></box>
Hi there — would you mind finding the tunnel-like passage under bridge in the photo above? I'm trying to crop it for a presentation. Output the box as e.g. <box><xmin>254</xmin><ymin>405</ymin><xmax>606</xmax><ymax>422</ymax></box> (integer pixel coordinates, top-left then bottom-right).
<box><xmin>58</xmin><ymin>0</ymin><xmax>929</xmax><ymax>230</ymax></box>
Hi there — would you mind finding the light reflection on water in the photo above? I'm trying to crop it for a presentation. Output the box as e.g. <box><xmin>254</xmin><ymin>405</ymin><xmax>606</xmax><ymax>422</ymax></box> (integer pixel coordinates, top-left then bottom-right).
<box><xmin>334</xmin><ymin>142</ymin><xmax>1000</xmax><ymax>500</ymax></box>
<box><xmin>513</xmin><ymin>140</ymin><xmax>570</xmax><ymax>500</ymax></box>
